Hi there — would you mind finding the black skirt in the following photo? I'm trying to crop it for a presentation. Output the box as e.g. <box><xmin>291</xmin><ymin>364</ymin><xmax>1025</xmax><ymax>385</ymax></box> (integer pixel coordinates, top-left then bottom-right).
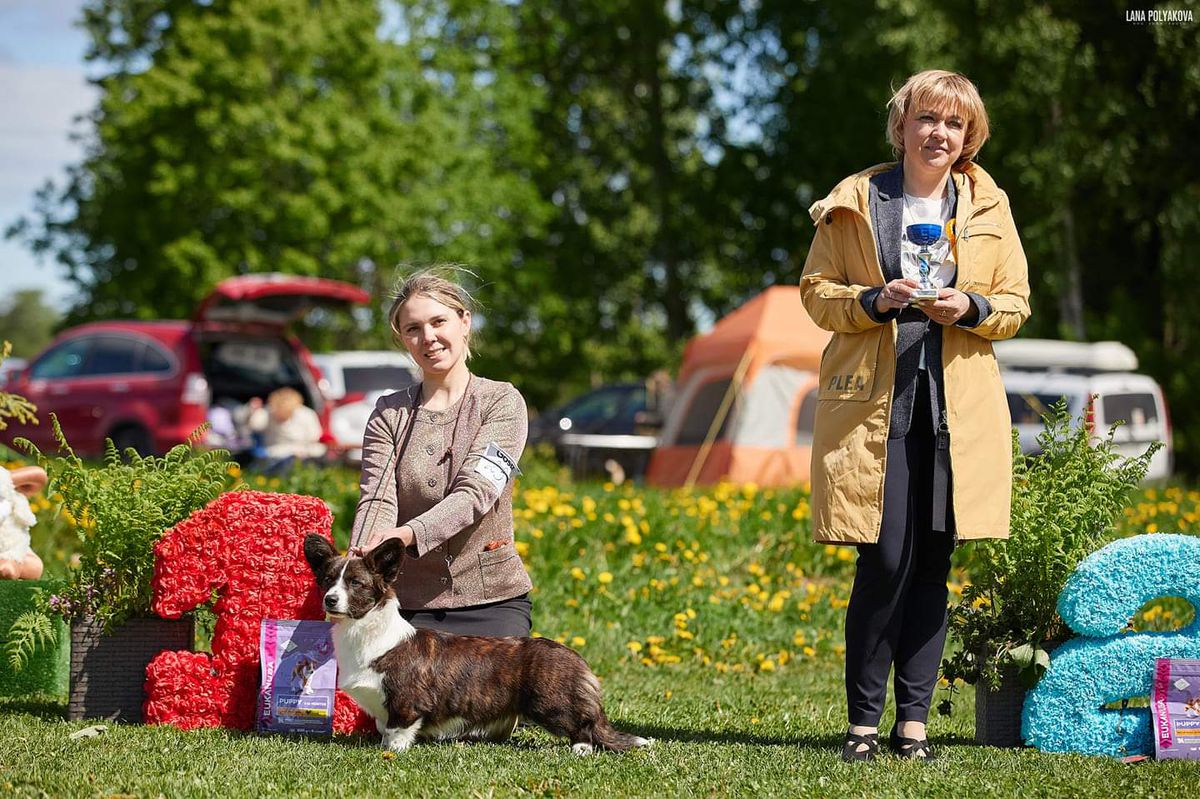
<box><xmin>400</xmin><ymin>593</ymin><xmax>532</xmax><ymax>637</ymax></box>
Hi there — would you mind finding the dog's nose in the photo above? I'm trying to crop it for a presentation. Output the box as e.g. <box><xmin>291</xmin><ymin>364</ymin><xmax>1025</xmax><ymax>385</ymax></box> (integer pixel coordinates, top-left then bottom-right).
<box><xmin>323</xmin><ymin>594</ymin><xmax>337</xmax><ymax>610</ymax></box>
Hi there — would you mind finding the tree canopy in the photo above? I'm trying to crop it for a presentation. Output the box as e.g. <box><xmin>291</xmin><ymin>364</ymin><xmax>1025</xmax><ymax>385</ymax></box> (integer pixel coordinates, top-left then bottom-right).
<box><xmin>10</xmin><ymin>0</ymin><xmax>1200</xmax><ymax>472</ymax></box>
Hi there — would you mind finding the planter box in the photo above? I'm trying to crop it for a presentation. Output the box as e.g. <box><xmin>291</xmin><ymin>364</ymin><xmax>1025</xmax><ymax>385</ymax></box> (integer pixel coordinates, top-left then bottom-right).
<box><xmin>0</xmin><ymin>580</ymin><xmax>69</xmax><ymax>698</ymax></box>
<box><xmin>68</xmin><ymin>614</ymin><xmax>194</xmax><ymax>723</ymax></box>
<box><xmin>975</xmin><ymin>642</ymin><xmax>1062</xmax><ymax>747</ymax></box>
<box><xmin>975</xmin><ymin>663</ymin><xmax>1027</xmax><ymax>747</ymax></box>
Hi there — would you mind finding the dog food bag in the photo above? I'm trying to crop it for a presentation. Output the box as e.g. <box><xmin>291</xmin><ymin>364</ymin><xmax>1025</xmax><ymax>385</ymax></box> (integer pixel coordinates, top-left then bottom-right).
<box><xmin>256</xmin><ymin>619</ymin><xmax>338</xmax><ymax>735</ymax></box>
<box><xmin>1152</xmin><ymin>657</ymin><xmax>1200</xmax><ymax>760</ymax></box>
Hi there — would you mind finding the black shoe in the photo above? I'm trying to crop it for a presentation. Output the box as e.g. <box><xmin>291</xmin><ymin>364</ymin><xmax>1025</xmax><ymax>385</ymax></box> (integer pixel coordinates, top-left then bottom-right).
<box><xmin>888</xmin><ymin>727</ymin><xmax>936</xmax><ymax>761</ymax></box>
<box><xmin>841</xmin><ymin>731</ymin><xmax>880</xmax><ymax>762</ymax></box>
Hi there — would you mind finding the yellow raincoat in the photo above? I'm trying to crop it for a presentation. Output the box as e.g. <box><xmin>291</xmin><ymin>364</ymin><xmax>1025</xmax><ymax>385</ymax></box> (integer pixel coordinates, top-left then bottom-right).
<box><xmin>800</xmin><ymin>161</ymin><xmax>1030</xmax><ymax>544</ymax></box>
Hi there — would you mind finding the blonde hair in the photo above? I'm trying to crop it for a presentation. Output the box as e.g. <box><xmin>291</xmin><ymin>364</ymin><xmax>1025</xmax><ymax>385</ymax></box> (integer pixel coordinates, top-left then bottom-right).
<box><xmin>886</xmin><ymin>70</ymin><xmax>990</xmax><ymax>168</ymax></box>
<box><xmin>387</xmin><ymin>267</ymin><xmax>478</xmax><ymax>360</ymax></box>
<box><xmin>266</xmin><ymin>387</ymin><xmax>304</xmax><ymax>419</ymax></box>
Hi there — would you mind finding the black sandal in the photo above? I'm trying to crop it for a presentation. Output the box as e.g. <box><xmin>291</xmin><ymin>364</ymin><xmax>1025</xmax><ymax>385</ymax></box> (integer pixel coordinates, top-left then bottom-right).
<box><xmin>841</xmin><ymin>731</ymin><xmax>880</xmax><ymax>762</ymax></box>
<box><xmin>888</xmin><ymin>727</ymin><xmax>936</xmax><ymax>761</ymax></box>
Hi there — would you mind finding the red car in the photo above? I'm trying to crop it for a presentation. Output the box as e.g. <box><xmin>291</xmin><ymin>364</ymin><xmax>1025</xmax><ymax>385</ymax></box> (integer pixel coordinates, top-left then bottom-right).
<box><xmin>1</xmin><ymin>274</ymin><xmax>369</xmax><ymax>457</ymax></box>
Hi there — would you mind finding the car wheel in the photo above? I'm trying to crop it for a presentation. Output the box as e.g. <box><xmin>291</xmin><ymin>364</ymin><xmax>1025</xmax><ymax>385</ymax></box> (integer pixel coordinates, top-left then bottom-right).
<box><xmin>110</xmin><ymin>425</ymin><xmax>155</xmax><ymax>458</ymax></box>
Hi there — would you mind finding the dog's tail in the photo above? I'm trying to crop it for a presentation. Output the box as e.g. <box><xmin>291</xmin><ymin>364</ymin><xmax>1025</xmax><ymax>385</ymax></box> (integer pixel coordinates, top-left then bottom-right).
<box><xmin>590</xmin><ymin>714</ymin><xmax>651</xmax><ymax>753</ymax></box>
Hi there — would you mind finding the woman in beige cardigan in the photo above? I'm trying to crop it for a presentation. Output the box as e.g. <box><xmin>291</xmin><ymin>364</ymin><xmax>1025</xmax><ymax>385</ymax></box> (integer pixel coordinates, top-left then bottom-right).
<box><xmin>349</xmin><ymin>271</ymin><xmax>533</xmax><ymax>637</ymax></box>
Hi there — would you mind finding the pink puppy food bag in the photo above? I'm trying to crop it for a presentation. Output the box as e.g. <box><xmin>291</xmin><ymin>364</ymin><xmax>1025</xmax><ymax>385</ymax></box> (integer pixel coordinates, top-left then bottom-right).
<box><xmin>1153</xmin><ymin>658</ymin><xmax>1200</xmax><ymax>760</ymax></box>
<box><xmin>256</xmin><ymin>619</ymin><xmax>338</xmax><ymax>735</ymax></box>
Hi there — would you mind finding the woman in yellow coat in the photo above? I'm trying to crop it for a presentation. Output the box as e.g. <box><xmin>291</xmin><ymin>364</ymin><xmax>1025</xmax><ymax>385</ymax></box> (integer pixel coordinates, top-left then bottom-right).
<box><xmin>800</xmin><ymin>70</ymin><xmax>1030</xmax><ymax>762</ymax></box>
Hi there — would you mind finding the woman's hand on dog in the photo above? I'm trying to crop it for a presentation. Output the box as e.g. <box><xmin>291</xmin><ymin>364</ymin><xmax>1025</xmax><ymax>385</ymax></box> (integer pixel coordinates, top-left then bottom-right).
<box><xmin>350</xmin><ymin>525</ymin><xmax>415</xmax><ymax>557</ymax></box>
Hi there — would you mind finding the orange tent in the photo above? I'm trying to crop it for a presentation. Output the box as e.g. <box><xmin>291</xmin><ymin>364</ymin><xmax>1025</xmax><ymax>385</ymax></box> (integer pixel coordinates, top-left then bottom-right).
<box><xmin>646</xmin><ymin>286</ymin><xmax>831</xmax><ymax>487</ymax></box>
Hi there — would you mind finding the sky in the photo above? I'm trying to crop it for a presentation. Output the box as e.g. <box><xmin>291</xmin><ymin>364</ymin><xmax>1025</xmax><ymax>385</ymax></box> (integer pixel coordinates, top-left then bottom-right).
<box><xmin>0</xmin><ymin>0</ymin><xmax>95</xmax><ymax>313</ymax></box>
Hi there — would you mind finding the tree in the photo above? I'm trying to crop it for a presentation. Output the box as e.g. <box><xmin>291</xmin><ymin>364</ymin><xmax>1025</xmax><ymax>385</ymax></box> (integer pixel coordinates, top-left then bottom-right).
<box><xmin>750</xmin><ymin>0</ymin><xmax>1200</xmax><ymax>473</ymax></box>
<box><xmin>0</xmin><ymin>290</ymin><xmax>60</xmax><ymax>358</ymax></box>
<box><xmin>9</xmin><ymin>0</ymin><xmax>550</xmax><ymax>354</ymax></box>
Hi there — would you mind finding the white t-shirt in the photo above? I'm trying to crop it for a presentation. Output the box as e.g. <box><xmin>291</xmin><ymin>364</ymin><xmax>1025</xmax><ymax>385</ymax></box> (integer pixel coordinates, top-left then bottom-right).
<box><xmin>901</xmin><ymin>193</ymin><xmax>956</xmax><ymax>369</ymax></box>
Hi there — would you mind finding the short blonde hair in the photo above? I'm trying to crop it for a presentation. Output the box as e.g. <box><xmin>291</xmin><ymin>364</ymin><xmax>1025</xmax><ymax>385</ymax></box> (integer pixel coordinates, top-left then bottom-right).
<box><xmin>266</xmin><ymin>387</ymin><xmax>304</xmax><ymax>418</ymax></box>
<box><xmin>387</xmin><ymin>267</ymin><xmax>478</xmax><ymax>360</ymax></box>
<box><xmin>886</xmin><ymin>70</ymin><xmax>990</xmax><ymax>169</ymax></box>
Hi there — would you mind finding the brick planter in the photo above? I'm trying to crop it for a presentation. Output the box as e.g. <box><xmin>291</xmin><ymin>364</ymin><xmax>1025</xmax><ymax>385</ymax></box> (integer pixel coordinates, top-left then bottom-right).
<box><xmin>975</xmin><ymin>663</ymin><xmax>1028</xmax><ymax>747</ymax></box>
<box><xmin>68</xmin><ymin>615</ymin><xmax>194</xmax><ymax>723</ymax></box>
<box><xmin>975</xmin><ymin>642</ymin><xmax>1062</xmax><ymax>747</ymax></box>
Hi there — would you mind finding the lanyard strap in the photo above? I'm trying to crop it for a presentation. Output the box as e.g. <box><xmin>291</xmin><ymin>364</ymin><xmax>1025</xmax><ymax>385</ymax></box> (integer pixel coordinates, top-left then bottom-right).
<box><xmin>352</xmin><ymin>376</ymin><xmax>473</xmax><ymax>549</ymax></box>
<box><xmin>351</xmin><ymin>385</ymin><xmax>421</xmax><ymax>550</ymax></box>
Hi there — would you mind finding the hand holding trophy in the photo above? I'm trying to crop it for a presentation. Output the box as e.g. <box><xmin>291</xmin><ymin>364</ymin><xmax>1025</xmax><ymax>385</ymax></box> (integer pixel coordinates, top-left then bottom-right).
<box><xmin>905</xmin><ymin>222</ymin><xmax>944</xmax><ymax>302</ymax></box>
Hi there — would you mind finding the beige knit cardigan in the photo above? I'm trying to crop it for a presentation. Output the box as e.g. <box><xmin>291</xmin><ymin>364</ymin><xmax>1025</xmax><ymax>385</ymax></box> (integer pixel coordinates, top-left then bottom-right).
<box><xmin>350</xmin><ymin>375</ymin><xmax>532</xmax><ymax>609</ymax></box>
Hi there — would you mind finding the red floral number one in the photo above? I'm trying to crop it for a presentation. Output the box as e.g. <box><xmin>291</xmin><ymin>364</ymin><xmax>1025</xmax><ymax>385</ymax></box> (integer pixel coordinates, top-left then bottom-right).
<box><xmin>143</xmin><ymin>490</ymin><xmax>374</xmax><ymax>735</ymax></box>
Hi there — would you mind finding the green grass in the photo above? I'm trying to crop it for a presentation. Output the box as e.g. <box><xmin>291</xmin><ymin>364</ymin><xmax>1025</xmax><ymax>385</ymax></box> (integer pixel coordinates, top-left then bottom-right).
<box><xmin>3</xmin><ymin>668</ymin><xmax>1197</xmax><ymax>798</ymax></box>
<box><xmin>2</xmin><ymin>456</ymin><xmax>1198</xmax><ymax>796</ymax></box>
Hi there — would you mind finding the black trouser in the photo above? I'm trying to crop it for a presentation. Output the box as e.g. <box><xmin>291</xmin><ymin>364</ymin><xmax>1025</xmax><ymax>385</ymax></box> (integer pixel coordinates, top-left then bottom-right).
<box><xmin>400</xmin><ymin>593</ymin><xmax>532</xmax><ymax>637</ymax></box>
<box><xmin>844</xmin><ymin>373</ymin><xmax>955</xmax><ymax>726</ymax></box>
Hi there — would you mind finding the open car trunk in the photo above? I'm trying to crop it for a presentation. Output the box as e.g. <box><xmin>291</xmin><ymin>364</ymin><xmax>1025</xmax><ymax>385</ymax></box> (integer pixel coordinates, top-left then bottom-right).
<box><xmin>196</xmin><ymin>334</ymin><xmax>324</xmax><ymax>415</ymax></box>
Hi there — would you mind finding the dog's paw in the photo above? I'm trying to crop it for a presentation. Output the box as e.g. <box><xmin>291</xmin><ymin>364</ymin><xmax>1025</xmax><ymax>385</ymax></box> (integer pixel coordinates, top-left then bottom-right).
<box><xmin>571</xmin><ymin>743</ymin><xmax>595</xmax><ymax>757</ymax></box>
<box><xmin>632</xmin><ymin>736</ymin><xmax>653</xmax><ymax>748</ymax></box>
<box><xmin>382</xmin><ymin>720</ymin><xmax>423</xmax><ymax>752</ymax></box>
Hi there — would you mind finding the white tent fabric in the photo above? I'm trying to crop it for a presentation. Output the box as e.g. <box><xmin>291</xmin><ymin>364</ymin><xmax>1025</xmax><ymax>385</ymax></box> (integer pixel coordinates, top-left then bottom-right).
<box><xmin>731</xmin><ymin>364</ymin><xmax>814</xmax><ymax>447</ymax></box>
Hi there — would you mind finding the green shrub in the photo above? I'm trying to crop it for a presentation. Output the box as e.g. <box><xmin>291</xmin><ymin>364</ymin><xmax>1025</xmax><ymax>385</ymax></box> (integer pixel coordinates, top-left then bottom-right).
<box><xmin>5</xmin><ymin>417</ymin><xmax>232</xmax><ymax>669</ymax></box>
<box><xmin>940</xmin><ymin>400</ymin><xmax>1160</xmax><ymax>703</ymax></box>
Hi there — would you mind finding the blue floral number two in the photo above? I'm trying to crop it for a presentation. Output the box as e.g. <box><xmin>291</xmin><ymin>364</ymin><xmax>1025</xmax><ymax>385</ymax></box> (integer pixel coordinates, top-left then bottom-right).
<box><xmin>1023</xmin><ymin>534</ymin><xmax>1200</xmax><ymax>756</ymax></box>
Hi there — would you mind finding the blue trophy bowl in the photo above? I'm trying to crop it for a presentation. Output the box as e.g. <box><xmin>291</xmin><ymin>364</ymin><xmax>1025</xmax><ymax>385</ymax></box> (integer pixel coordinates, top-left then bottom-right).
<box><xmin>906</xmin><ymin>223</ymin><xmax>943</xmax><ymax>247</ymax></box>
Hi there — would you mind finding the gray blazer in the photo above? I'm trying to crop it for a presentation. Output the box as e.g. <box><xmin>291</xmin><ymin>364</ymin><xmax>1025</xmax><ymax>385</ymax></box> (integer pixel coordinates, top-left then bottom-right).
<box><xmin>350</xmin><ymin>375</ymin><xmax>533</xmax><ymax>609</ymax></box>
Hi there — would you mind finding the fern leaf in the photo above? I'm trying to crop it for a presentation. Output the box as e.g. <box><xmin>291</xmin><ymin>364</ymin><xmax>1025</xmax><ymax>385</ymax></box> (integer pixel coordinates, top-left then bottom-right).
<box><xmin>4</xmin><ymin>610</ymin><xmax>58</xmax><ymax>673</ymax></box>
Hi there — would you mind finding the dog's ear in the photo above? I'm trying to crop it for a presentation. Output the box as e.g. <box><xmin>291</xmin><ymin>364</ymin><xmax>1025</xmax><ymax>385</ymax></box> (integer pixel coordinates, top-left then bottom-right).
<box><xmin>303</xmin><ymin>534</ymin><xmax>336</xmax><ymax>574</ymax></box>
<box><xmin>365</xmin><ymin>537</ymin><xmax>405</xmax><ymax>584</ymax></box>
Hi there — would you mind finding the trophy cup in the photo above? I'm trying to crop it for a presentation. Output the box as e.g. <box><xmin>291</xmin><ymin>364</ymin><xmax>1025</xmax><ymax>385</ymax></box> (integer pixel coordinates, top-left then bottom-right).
<box><xmin>905</xmin><ymin>223</ymin><xmax>944</xmax><ymax>302</ymax></box>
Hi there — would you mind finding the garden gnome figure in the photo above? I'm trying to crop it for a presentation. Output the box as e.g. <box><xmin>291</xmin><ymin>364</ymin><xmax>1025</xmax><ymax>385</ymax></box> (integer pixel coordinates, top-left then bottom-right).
<box><xmin>0</xmin><ymin>466</ymin><xmax>46</xmax><ymax>579</ymax></box>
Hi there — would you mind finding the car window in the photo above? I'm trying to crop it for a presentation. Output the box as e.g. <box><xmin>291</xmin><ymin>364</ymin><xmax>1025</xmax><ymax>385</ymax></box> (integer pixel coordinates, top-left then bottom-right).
<box><xmin>562</xmin><ymin>388</ymin><xmax>633</xmax><ymax>427</ymax></box>
<box><xmin>343</xmin><ymin>366</ymin><xmax>414</xmax><ymax>394</ymax></box>
<box><xmin>82</xmin><ymin>336</ymin><xmax>140</xmax><ymax>376</ymax></box>
<box><xmin>1007</xmin><ymin>392</ymin><xmax>1072</xmax><ymax>425</ymax></box>
<box><xmin>30</xmin><ymin>338</ymin><xmax>92</xmax><ymax>380</ymax></box>
<box><xmin>137</xmin><ymin>342</ymin><xmax>173</xmax><ymax>373</ymax></box>
<box><xmin>610</xmin><ymin>388</ymin><xmax>648</xmax><ymax>429</ymax></box>
<box><xmin>795</xmin><ymin>388</ymin><xmax>818</xmax><ymax>446</ymax></box>
<box><xmin>1102</xmin><ymin>393</ymin><xmax>1159</xmax><ymax>440</ymax></box>
<box><xmin>676</xmin><ymin>379</ymin><xmax>734</xmax><ymax>446</ymax></box>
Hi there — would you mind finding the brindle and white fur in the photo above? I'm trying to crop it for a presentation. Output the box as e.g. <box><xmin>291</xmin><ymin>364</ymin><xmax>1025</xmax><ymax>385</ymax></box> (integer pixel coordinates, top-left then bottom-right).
<box><xmin>303</xmin><ymin>534</ymin><xmax>650</xmax><ymax>755</ymax></box>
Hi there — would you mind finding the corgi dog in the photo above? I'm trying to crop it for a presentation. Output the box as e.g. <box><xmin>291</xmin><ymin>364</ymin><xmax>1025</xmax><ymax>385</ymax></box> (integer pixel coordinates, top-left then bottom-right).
<box><xmin>303</xmin><ymin>535</ymin><xmax>650</xmax><ymax>755</ymax></box>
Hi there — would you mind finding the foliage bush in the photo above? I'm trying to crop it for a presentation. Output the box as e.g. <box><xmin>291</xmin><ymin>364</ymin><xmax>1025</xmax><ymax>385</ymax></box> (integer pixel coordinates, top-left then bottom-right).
<box><xmin>0</xmin><ymin>342</ymin><xmax>36</xmax><ymax>432</ymax></box>
<box><xmin>940</xmin><ymin>401</ymin><xmax>1161</xmax><ymax>703</ymax></box>
<box><xmin>5</xmin><ymin>417</ymin><xmax>231</xmax><ymax>669</ymax></box>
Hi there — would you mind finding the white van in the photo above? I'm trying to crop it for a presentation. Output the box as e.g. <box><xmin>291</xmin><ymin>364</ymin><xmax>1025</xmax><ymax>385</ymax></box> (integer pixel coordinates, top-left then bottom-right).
<box><xmin>995</xmin><ymin>339</ymin><xmax>1172</xmax><ymax>481</ymax></box>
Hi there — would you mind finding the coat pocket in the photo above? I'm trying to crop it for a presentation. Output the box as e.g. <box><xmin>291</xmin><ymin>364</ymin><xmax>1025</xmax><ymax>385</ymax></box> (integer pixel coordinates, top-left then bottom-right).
<box><xmin>478</xmin><ymin>545</ymin><xmax>521</xmax><ymax>598</ymax></box>
<box><xmin>958</xmin><ymin>279</ymin><xmax>989</xmax><ymax>293</ymax></box>
<box><xmin>959</xmin><ymin>223</ymin><xmax>1004</xmax><ymax>276</ymax></box>
<box><xmin>817</xmin><ymin>330</ymin><xmax>882</xmax><ymax>401</ymax></box>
